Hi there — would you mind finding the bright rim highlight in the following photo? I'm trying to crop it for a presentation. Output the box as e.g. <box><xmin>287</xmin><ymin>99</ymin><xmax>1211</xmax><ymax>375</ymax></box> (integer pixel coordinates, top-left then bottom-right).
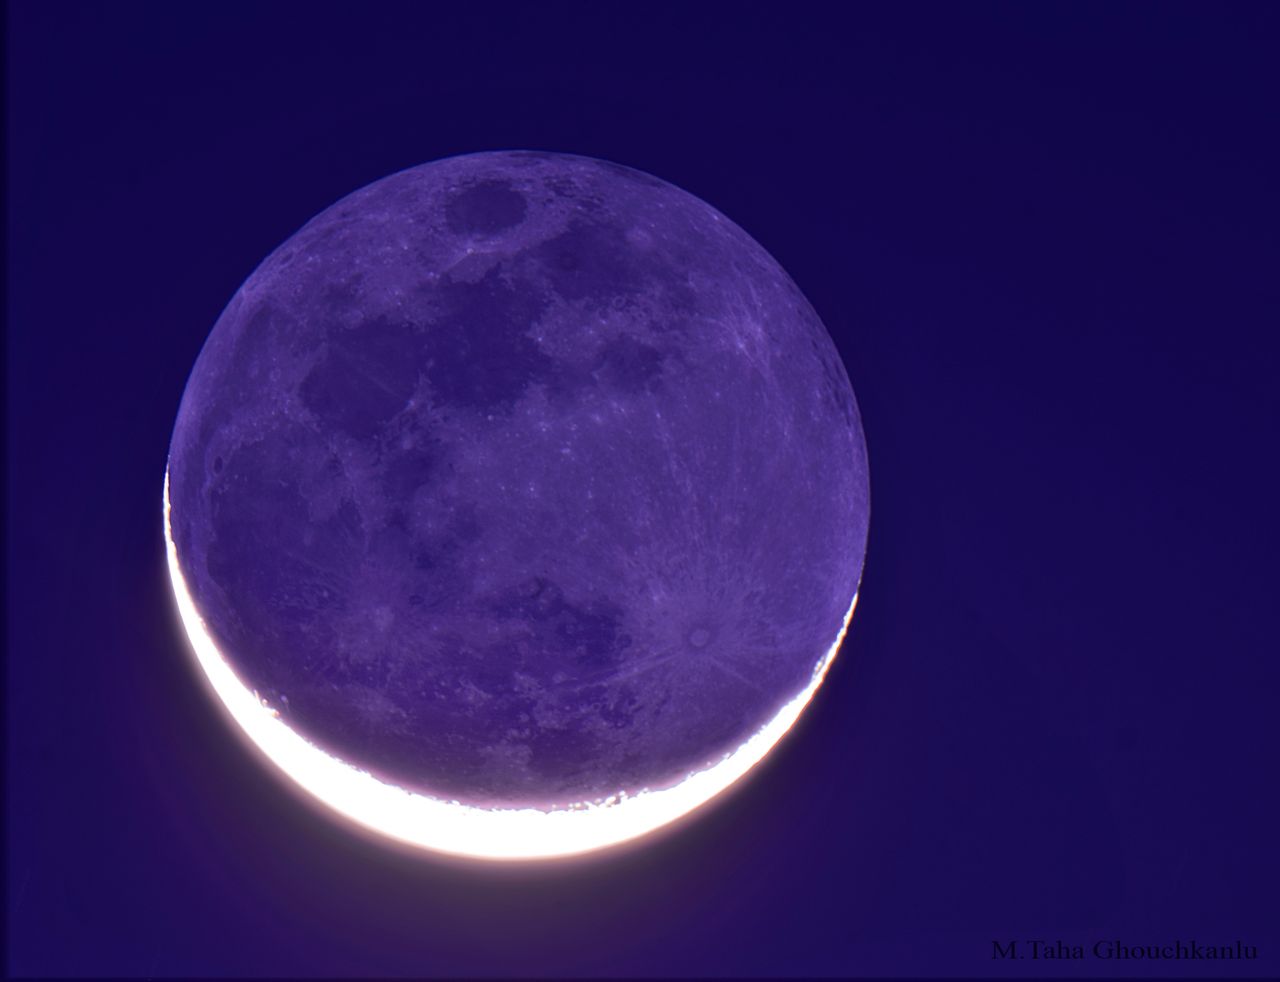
<box><xmin>163</xmin><ymin>472</ymin><xmax>858</xmax><ymax>861</ymax></box>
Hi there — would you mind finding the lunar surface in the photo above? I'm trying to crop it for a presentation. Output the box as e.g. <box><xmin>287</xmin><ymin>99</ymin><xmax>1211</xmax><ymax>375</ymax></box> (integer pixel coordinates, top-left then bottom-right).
<box><xmin>165</xmin><ymin>151</ymin><xmax>869</xmax><ymax>856</ymax></box>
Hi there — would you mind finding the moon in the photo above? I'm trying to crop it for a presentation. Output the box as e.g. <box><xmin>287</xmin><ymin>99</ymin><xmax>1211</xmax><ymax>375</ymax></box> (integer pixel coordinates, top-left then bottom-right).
<box><xmin>165</xmin><ymin>151</ymin><xmax>870</xmax><ymax>860</ymax></box>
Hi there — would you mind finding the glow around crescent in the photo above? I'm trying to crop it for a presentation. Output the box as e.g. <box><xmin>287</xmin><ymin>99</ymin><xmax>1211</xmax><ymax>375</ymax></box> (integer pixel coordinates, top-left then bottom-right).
<box><xmin>163</xmin><ymin>472</ymin><xmax>859</xmax><ymax>861</ymax></box>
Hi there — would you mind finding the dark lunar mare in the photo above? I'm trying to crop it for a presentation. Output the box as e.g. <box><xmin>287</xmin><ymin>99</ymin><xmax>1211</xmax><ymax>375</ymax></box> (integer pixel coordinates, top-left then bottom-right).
<box><xmin>168</xmin><ymin>151</ymin><xmax>869</xmax><ymax>807</ymax></box>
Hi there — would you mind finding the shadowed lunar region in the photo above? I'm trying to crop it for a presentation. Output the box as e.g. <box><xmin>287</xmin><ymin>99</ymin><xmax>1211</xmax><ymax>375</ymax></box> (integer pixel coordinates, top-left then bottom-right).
<box><xmin>165</xmin><ymin>151</ymin><xmax>870</xmax><ymax>859</ymax></box>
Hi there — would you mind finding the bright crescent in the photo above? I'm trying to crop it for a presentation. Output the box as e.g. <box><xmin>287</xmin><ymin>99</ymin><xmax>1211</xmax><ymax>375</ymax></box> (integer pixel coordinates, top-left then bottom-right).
<box><xmin>165</xmin><ymin>473</ymin><xmax>857</xmax><ymax>861</ymax></box>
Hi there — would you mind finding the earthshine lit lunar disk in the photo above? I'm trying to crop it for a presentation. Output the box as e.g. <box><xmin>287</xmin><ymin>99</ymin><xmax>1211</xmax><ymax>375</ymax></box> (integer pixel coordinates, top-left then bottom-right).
<box><xmin>165</xmin><ymin>151</ymin><xmax>869</xmax><ymax>860</ymax></box>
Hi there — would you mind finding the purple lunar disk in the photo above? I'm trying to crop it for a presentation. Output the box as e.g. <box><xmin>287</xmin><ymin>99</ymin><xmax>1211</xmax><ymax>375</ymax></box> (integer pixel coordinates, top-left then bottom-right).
<box><xmin>167</xmin><ymin>151</ymin><xmax>869</xmax><ymax>811</ymax></box>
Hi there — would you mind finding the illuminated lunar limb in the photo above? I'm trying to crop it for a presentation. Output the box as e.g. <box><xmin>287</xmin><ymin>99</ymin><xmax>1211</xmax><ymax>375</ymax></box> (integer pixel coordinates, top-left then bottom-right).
<box><xmin>167</xmin><ymin>471</ymin><xmax>859</xmax><ymax>861</ymax></box>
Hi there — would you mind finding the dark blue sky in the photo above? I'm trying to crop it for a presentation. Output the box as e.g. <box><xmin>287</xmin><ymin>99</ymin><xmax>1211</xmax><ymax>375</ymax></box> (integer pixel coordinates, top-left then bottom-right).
<box><xmin>7</xmin><ymin>2</ymin><xmax>1278</xmax><ymax>977</ymax></box>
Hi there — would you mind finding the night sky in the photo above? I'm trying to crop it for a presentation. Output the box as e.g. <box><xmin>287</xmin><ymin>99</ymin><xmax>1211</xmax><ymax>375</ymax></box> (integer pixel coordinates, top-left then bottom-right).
<box><xmin>7</xmin><ymin>2</ymin><xmax>1279</xmax><ymax>978</ymax></box>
